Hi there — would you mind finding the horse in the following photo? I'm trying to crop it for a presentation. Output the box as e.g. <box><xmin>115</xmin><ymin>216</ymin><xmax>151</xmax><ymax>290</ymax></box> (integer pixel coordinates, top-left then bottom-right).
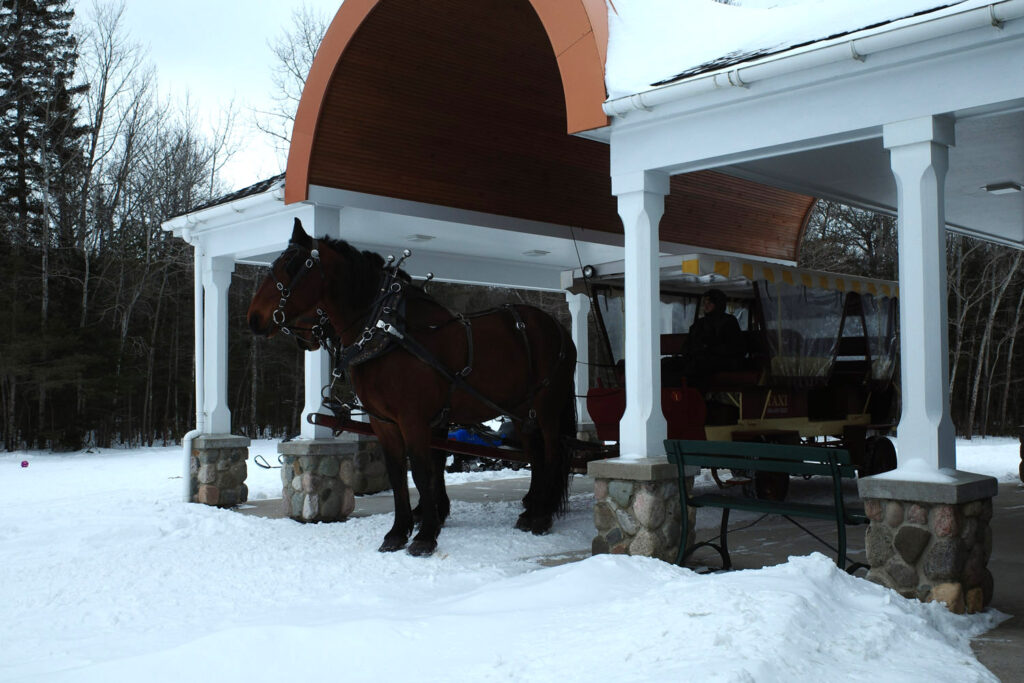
<box><xmin>247</xmin><ymin>219</ymin><xmax>578</xmax><ymax>556</ymax></box>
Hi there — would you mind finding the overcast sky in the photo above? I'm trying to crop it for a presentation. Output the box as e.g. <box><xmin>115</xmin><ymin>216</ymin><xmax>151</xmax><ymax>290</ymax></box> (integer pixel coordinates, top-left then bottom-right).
<box><xmin>77</xmin><ymin>0</ymin><xmax>343</xmax><ymax>191</ymax></box>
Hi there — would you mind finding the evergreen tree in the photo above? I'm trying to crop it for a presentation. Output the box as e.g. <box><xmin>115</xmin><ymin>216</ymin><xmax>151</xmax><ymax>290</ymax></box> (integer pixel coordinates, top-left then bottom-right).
<box><xmin>0</xmin><ymin>0</ymin><xmax>88</xmax><ymax>449</ymax></box>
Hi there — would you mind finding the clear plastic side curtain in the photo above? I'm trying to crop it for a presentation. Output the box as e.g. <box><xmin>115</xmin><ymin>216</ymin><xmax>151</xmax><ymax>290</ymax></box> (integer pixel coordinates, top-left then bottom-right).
<box><xmin>756</xmin><ymin>281</ymin><xmax>844</xmax><ymax>387</ymax></box>
<box><xmin>861</xmin><ymin>293</ymin><xmax>899</xmax><ymax>387</ymax></box>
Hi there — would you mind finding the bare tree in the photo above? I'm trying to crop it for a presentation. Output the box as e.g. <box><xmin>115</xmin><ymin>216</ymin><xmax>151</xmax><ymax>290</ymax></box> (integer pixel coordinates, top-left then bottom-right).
<box><xmin>252</xmin><ymin>3</ymin><xmax>328</xmax><ymax>159</ymax></box>
<box><xmin>964</xmin><ymin>251</ymin><xmax>1021</xmax><ymax>438</ymax></box>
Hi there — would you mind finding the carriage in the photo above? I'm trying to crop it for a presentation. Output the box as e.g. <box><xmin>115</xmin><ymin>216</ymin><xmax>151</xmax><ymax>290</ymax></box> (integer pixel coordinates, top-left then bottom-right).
<box><xmin>570</xmin><ymin>253</ymin><xmax>900</xmax><ymax>481</ymax></box>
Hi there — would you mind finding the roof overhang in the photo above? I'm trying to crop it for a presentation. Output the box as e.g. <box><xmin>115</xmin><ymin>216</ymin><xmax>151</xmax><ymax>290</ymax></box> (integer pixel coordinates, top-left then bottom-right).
<box><xmin>604</xmin><ymin>0</ymin><xmax>1024</xmax><ymax>248</ymax></box>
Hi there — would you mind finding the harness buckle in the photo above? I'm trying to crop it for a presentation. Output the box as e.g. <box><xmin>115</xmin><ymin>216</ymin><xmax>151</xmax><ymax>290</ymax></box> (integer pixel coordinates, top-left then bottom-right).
<box><xmin>281</xmin><ymin>326</ymin><xmax>292</xmax><ymax>336</ymax></box>
<box><xmin>460</xmin><ymin>366</ymin><xmax>472</xmax><ymax>377</ymax></box>
<box><xmin>272</xmin><ymin>309</ymin><xmax>286</xmax><ymax>325</ymax></box>
<box><xmin>375</xmin><ymin>319</ymin><xmax>404</xmax><ymax>339</ymax></box>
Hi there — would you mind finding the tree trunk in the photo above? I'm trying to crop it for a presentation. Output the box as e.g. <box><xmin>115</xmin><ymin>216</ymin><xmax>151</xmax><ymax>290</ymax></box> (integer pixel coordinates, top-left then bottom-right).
<box><xmin>966</xmin><ymin>253</ymin><xmax>1021</xmax><ymax>437</ymax></box>
<box><xmin>999</xmin><ymin>286</ymin><xmax>1024</xmax><ymax>433</ymax></box>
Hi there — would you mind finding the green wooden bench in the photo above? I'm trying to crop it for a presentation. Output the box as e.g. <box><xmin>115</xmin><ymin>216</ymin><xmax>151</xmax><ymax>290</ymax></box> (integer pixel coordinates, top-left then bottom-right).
<box><xmin>664</xmin><ymin>439</ymin><xmax>869</xmax><ymax>572</ymax></box>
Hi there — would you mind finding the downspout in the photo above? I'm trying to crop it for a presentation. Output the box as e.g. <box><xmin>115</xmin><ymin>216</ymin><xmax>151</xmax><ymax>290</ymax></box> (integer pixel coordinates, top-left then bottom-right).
<box><xmin>604</xmin><ymin>0</ymin><xmax>1024</xmax><ymax>117</ymax></box>
<box><xmin>181</xmin><ymin>229</ymin><xmax>205</xmax><ymax>503</ymax></box>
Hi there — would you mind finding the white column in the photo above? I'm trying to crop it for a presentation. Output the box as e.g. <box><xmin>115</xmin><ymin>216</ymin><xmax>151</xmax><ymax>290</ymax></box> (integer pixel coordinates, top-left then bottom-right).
<box><xmin>613</xmin><ymin>170</ymin><xmax>670</xmax><ymax>460</ymax></box>
<box><xmin>566</xmin><ymin>291</ymin><xmax>592</xmax><ymax>427</ymax></box>
<box><xmin>883</xmin><ymin>116</ymin><xmax>957</xmax><ymax>471</ymax></box>
<box><xmin>301</xmin><ymin>206</ymin><xmax>341</xmax><ymax>439</ymax></box>
<box><xmin>202</xmin><ymin>256</ymin><xmax>235</xmax><ymax>434</ymax></box>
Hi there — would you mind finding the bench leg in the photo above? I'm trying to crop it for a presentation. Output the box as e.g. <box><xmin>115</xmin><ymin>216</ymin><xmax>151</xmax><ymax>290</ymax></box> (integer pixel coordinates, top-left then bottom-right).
<box><xmin>837</xmin><ymin>518</ymin><xmax>847</xmax><ymax>570</ymax></box>
<box><xmin>719</xmin><ymin>508</ymin><xmax>732</xmax><ymax>570</ymax></box>
<box><xmin>677</xmin><ymin>508</ymin><xmax>732</xmax><ymax>571</ymax></box>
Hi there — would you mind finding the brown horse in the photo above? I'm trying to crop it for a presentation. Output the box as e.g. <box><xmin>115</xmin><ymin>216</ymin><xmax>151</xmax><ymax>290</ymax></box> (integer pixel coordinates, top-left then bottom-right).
<box><xmin>247</xmin><ymin>219</ymin><xmax>577</xmax><ymax>556</ymax></box>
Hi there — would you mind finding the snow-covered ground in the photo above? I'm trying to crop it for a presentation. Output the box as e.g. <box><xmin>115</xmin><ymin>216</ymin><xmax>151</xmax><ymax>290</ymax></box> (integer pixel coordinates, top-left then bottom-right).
<box><xmin>1</xmin><ymin>437</ymin><xmax>1017</xmax><ymax>682</ymax></box>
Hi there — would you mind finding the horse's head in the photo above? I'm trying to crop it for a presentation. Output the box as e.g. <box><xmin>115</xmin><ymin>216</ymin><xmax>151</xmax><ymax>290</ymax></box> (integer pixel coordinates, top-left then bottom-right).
<box><xmin>247</xmin><ymin>218</ymin><xmax>328</xmax><ymax>344</ymax></box>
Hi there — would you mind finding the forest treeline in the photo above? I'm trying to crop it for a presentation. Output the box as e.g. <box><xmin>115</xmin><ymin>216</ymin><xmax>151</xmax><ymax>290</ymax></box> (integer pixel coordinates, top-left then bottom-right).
<box><xmin>1</xmin><ymin>1</ymin><xmax>1021</xmax><ymax>451</ymax></box>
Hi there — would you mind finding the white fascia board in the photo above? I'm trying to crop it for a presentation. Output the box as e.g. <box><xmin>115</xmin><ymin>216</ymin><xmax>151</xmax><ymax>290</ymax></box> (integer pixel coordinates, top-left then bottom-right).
<box><xmin>196</xmin><ymin>204</ymin><xmax>313</xmax><ymax>260</ymax></box>
<box><xmin>307</xmin><ymin>185</ymin><xmax>621</xmax><ymax>247</ymax></box>
<box><xmin>608</xmin><ymin>14</ymin><xmax>1024</xmax><ymax>177</ymax></box>
<box><xmin>160</xmin><ymin>182</ymin><xmax>289</xmax><ymax>241</ymax></box>
<box><xmin>353</xmin><ymin>241</ymin><xmax>565</xmax><ymax>291</ymax></box>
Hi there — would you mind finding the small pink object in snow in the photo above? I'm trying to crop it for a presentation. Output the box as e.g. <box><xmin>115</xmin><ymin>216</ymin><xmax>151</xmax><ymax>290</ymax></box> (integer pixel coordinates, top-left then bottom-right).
<box><xmin>21</xmin><ymin>460</ymin><xmax>28</xmax><ymax>468</ymax></box>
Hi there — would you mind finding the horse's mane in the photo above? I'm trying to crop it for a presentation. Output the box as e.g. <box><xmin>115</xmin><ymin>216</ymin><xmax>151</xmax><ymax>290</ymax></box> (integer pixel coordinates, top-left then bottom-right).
<box><xmin>318</xmin><ymin>236</ymin><xmax>415</xmax><ymax>308</ymax></box>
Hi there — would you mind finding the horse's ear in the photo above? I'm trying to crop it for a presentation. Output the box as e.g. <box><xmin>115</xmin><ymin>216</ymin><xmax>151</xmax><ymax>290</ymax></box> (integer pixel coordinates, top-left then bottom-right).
<box><xmin>290</xmin><ymin>218</ymin><xmax>312</xmax><ymax>248</ymax></box>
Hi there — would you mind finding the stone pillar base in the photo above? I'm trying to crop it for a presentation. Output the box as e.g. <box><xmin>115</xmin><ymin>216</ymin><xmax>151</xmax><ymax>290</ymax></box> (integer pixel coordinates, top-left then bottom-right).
<box><xmin>858</xmin><ymin>470</ymin><xmax>998</xmax><ymax>614</ymax></box>
<box><xmin>191</xmin><ymin>434</ymin><xmax>250</xmax><ymax>508</ymax></box>
<box><xmin>588</xmin><ymin>457</ymin><xmax>693</xmax><ymax>562</ymax></box>
<box><xmin>278</xmin><ymin>437</ymin><xmax>389</xmax><ymax>523</ymax></box>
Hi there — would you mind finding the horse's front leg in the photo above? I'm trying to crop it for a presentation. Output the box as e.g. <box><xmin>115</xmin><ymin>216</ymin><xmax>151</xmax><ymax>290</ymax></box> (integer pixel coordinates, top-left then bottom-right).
<box><xmin>405</xmin><ymin>423</ymin><xmax>443</xmax><ymax>557</ymax></box>
<box><xmin>374</xmin><ymin>421</ymin><xmax>413</xmax><ymax>552</ymax></box>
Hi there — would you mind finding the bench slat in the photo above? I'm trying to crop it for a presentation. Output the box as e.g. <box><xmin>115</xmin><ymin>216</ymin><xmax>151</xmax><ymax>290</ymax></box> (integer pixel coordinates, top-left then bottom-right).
<box><xmin>670</xmin><ymin>453</ymin><xmax>848</xmax><ymax>478</ymax></box>
<box><xmin>666</xmin><ymin>439</ymin><xmax>853</xmax><ymax>466</ymax></box>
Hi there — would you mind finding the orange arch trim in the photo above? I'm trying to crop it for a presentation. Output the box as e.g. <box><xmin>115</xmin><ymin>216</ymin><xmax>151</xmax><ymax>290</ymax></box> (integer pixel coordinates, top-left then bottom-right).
<box><xmin>285</xmin><ymin>0</ymin><xmax>609</xmax><ymax>204</ymax></box>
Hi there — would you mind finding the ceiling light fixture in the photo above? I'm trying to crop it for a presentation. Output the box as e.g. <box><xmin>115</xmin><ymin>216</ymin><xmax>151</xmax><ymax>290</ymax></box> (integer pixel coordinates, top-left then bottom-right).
<box><xmin>984</xmin><ymin>182</ymin><xmax>1022</xmax><ymax>195</ymax></box>
<box><xmin>405</xmin><ymin>234</ymin><xmax>436</xmax><ymax>242</ymax></box>
<box><xmin>522</xmin><ymin>249</ymin><xmax>550</xmax><ymax>257</ymax></box>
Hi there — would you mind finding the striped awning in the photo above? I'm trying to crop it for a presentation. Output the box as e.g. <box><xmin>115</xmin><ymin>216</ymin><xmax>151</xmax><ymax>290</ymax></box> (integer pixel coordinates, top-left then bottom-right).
<box><xmin>678</xmin><ymin>254</ymin><xmax>899</xmax><ymax>298</ymax></box>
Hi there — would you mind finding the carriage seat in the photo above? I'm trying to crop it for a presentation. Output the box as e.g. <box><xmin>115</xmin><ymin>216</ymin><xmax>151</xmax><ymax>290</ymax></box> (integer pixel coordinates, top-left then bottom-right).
<box><xmin>659</xmin><ymin>331</ymin><xmax>766</xmax><ymax>391</ymax></box>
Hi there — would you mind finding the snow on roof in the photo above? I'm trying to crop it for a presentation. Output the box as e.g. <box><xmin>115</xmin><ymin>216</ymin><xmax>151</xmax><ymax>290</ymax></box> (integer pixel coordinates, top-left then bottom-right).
<box><xmin>605</xmin><ymin>0</ymin><xmax>985</xmax><ymax>98</ymax></box>
<box><xmin>187</xmin><ymin>173</ymin><xmax>285</xmax><ymax>214</ymax></box>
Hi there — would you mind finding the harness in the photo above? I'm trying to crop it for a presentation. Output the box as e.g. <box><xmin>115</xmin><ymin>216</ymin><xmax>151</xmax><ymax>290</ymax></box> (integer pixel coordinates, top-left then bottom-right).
<box><xmin>268</xmin><ymin>243</ymin><xmax>567</xmax><ymax>430</ymax></box>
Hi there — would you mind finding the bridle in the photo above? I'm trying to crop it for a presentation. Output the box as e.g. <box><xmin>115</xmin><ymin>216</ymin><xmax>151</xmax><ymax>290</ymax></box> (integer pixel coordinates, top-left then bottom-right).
<box><xmin>270</xmin><ymin>241</ymin><xmax>325</xmax><ymax>339</ymax></box>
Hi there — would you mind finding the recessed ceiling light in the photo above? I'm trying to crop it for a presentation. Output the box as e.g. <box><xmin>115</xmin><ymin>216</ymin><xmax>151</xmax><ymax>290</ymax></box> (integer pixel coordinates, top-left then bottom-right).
<box><xmin>984</xmin><ymin>182</ymin><xmax>1021</xmax><ymax>195</ymax></box>
<box><xmin>405</xmin><ymin>234</ymin><xmax>436</xmax><ymax>242</ymax></box>
<box><xmin>522</xmin><ymin>249</ymin><xmax>550</xmax><ymax>257</ymax></box>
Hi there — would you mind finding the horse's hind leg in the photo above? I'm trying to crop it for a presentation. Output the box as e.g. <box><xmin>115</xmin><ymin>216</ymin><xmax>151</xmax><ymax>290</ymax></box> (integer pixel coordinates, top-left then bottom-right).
<box><xmin>515</xmin><ymin>420</ymin><xmax>546</xmax><ymax>532</ymax></box>
<box><xmin>519</xmin><ymin>375</ymin><xmax>575</xmax><ymax>535</ymax></box>
<box><xmin>375</xmin><ymin>422</ymin><xmax>414</xmax><ymax>552</ymax></box>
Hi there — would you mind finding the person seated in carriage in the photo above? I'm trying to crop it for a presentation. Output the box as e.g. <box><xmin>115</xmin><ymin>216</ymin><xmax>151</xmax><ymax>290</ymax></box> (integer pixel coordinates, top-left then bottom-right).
<box><xmin>670</xmin><ymin>288</ymin><xmax>745</xmax><ymax>391</ymax></box>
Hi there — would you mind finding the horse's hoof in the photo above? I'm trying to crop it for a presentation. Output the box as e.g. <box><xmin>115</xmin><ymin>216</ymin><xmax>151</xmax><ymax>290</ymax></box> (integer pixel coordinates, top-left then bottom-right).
<box><xmin>407</xmin><ymin>539</ymin><xmax>437</xmax><ymax>557</ymax></box>
<box><xmin>530</xmin><ymin>516</ymin><xmax>553</xmax><ymax>535</ymax></box>
<box><xmin>378</xmin><ymin>536</ymin><xmax>408</xmax><ymax>552</ymax></box>
<box><xmin>514</xmin><ymin>512</ymin><xmax>533</xmax><ymax>532</ymax></box>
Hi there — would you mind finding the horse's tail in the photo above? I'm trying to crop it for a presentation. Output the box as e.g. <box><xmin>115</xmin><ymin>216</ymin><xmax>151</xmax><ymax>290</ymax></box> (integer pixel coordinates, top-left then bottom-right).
<box><xmin>554</xmin><ymin>327</ymin><xmax>578</xmax><ymax>515</ymax></box>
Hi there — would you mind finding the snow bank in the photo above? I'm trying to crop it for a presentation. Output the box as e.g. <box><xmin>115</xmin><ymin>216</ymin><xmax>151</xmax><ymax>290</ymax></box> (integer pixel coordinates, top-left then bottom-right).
<box><xmin>0</xmin><ymin>438</ymin><xmax>1013</xmax><ymax>682</ymax></box>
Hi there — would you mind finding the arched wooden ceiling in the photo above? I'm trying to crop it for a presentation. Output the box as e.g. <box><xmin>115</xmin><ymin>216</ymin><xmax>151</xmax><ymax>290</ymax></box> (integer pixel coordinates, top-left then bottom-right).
<box><xmin>285</xmin><ymin>0</ymin><xmax>814</xmax><ymax>261</ymax></box>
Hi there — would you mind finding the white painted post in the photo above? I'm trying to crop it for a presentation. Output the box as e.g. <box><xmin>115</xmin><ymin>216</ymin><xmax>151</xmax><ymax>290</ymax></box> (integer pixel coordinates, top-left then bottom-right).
<box><xmin>613</xmin><ymin>170</ymin><xmax>670</xmax><ymax>460</ymax></box>
<box><xmin>566</xmin><ymin>291</ymin><xmax>592</xmax><ymax>427</ymax></box>
<box><xmin>301</xmin><ymin>206</ymin><xmax>341</xmax><ymax>439</ymax></box>
<box><xmin>883</xmin><ymin>116</ymin><xmax>957</xmax><ymax>471</ymax></box>
<box><xmin>202</xmin><ymin>255</ymin><xmax>235</xmax><ymax>434</ymax></box>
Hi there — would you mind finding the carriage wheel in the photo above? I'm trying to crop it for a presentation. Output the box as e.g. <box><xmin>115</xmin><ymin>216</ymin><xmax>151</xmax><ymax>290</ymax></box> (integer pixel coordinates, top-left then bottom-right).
<box><xmin>863</xmin><ymin>435</ymin><xmax>897</xmax><ymax>476</ymax></box>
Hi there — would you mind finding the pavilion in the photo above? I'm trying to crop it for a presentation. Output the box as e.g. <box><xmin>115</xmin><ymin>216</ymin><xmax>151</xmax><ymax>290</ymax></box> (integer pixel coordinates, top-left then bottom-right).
<box><xmin>163</xmin><ymin>0</ymin><xmax>1024</xmax><ymax>605</ymax></box>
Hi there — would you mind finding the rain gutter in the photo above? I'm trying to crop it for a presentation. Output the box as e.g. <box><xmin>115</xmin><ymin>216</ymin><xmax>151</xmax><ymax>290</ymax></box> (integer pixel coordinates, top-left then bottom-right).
<box><xmin>604</xmin><ymin>0</ymin><xmax>1024</xmax><ymax>117</ymax></box>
